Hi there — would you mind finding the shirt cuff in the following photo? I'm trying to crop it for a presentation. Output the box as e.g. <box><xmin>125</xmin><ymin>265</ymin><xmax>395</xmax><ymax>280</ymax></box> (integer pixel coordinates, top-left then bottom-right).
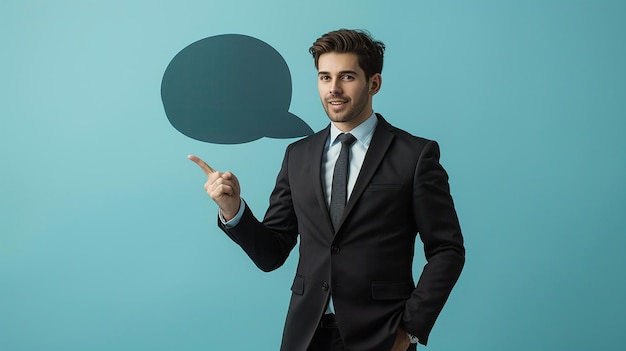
<box><xmin>219</xmin><ymin>198</ymin><xmax>246</xmax><ymax>228</ymax></box>
<box><xmin>407</xmin><ymin>332</ymin><xmax>419</xmax><ymax>344</ymax></box>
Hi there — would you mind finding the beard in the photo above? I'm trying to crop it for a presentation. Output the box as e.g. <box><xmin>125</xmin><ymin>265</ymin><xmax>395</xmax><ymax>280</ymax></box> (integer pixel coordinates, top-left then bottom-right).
<box><xmin>322</xmin><ymin>85</ymin><xmax>371</xmax><ymax>126</ymax></box>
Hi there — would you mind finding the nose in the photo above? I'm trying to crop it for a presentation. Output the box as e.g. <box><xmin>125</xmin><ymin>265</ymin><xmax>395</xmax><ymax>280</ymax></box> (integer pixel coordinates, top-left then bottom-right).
<box><xmin>329</xmin><ymin>81</ymin><xmax>342</xmax><ymax>95</ymax></box>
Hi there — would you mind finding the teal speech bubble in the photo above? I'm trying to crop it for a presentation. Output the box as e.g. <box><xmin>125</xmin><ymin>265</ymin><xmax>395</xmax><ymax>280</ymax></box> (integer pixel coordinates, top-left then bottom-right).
<box><xmin>161</xmin><ymin>34</ymin><xmax>313</xmax><ymax>144</ymax></box>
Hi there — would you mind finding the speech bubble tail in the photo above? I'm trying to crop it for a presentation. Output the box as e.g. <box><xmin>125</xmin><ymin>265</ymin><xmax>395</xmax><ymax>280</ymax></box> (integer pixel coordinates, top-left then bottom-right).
<box><xmin>263</xmin><ymin>112</ymin><xmax>314</xmax><ymax>139</ymax></box>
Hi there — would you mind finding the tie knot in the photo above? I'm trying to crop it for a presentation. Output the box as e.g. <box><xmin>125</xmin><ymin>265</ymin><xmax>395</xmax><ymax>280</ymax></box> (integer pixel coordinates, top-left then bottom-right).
<box><xmin>338</xmin><ymin>133</ymin><xmax>356</xmax><ymax>146</ymax></box>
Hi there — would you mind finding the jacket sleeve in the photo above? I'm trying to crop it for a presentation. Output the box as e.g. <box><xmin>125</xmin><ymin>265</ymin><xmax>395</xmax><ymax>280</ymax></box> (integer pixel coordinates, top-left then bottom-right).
<box><xmin>402</xmin><ymin>140</ymin><xmax>465</xmax><ymax>345</ymax></box>
<box><xmin>218</xmin><ymin>146</ymin><xmax>299</xmax><ymax>272</ymax></box>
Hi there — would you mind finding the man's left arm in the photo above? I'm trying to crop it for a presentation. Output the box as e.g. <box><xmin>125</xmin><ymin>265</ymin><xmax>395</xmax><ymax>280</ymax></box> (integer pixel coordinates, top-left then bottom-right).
<box><xmin>402</xmin><ymin>140</ymin><xmax>465</xmax><ymax>345</ymax></box>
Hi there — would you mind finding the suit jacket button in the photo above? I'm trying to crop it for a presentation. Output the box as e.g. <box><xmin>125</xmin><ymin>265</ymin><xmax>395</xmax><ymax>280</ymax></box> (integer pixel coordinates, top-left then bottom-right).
<box><xmin>321</xmin><ymin>282</ymin><xmax>329</xmax><ymax>291</ymax></box>
<box><xmin>331</xmin><ymin>246</ymin><xmax>340</xmax><ymax>254</ymax></box>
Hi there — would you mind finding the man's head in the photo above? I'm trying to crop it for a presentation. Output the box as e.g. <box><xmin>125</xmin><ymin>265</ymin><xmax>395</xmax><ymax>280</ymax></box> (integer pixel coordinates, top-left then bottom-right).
<box><xmin>310</xmin><ymin>29</ymin><xmax>385</xmax><ymax>131</ymax></box>
<box><xmin>309</xmin><ymin>29</ymin><xmax>385</xmax><ymax>81</ymax></box>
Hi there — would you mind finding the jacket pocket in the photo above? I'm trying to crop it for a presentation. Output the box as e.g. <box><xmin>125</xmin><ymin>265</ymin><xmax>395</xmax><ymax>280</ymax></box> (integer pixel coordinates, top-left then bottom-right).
<box><xmin>291</xmin><ymin>274</ymin><xmax>305</xmax><ymax>295</ymax></box>
<box><xmin>371</xmin><ymin>281</ymin><xmax>414</xmax><ymax>300</ymax></box>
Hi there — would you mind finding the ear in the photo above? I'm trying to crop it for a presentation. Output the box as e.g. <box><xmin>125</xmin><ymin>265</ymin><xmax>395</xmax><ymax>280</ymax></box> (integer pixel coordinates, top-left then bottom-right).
<box><xmin>369</xmin><ymin>73</ymin><xmax>382</xmax><ymax>96</ymax></box>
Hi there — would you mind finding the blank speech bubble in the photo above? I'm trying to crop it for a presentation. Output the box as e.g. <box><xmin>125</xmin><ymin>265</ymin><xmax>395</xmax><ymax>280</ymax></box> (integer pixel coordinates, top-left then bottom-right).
<box><xmin>161</xmin><ymin>34</ymin><xmax>313</xmax><ymax>144</ymax></box>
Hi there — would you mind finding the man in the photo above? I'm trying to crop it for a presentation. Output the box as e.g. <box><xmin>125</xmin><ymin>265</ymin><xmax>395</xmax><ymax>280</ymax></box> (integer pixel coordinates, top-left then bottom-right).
<box><xmin>189</xmin><ymin>29</ymin><xmax>465</xmax><ymax>351</ymax></box>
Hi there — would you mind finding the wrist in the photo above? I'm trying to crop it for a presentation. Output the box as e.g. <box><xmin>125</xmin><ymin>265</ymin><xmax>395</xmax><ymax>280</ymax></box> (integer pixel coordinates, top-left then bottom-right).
<box><xmin>220</xmin><ymin>199</ymin><xmax>241</xmax><ymax>221</ymax></box>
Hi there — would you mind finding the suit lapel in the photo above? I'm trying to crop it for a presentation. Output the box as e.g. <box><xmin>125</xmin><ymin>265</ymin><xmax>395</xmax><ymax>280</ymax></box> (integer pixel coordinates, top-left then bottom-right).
<box><xmin>337</xmin><ymin>115</ymin><xmax>395</xmax><ymax>232</ymax></box>
<box><xmin>309</xmin><ymin>126</ymin><xmax>334</xmax><ymax>233</ymax></box>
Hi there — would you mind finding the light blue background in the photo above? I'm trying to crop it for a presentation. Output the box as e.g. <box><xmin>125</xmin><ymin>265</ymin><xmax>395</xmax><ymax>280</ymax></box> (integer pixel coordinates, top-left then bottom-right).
<box><xmin>2</xmin><ymin>1</ymin><xmax>625</xmax><ymax>350</ymax></box>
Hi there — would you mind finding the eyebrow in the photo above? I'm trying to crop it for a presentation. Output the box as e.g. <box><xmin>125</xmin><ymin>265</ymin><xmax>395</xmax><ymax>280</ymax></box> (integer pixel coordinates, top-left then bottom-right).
<box><xmin>318</xmin><ymin>70</ymin><xmax>359</xmax><ymax>76</ymax></box>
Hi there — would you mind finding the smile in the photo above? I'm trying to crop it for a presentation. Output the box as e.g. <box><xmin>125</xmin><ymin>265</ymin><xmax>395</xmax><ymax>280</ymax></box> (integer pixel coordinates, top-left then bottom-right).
<box><xmin>328</xmin><ymin>100</ymin><xmax>347</xmax><ymax>105</ymax></box>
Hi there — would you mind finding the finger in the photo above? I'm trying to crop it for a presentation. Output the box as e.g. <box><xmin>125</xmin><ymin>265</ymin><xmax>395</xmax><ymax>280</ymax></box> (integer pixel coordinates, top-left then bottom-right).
<box><xmin>187</xmin><ymin>154</ymin><xmax>216</xmax><ymax>175</ymax></box>
<box><xmin>207</xmin><ymin>177</ymin><xmax>238</xmax><ymax>195</ymax></box>
<box><xmin>221</xmin><ymin>171</ymin><xmax>238</xmax><ymax>181</ymax></box>
<box><xmin>211</xmin><ymin>183</ymin><xmax>235</xmax><ymax>197</ymax></box>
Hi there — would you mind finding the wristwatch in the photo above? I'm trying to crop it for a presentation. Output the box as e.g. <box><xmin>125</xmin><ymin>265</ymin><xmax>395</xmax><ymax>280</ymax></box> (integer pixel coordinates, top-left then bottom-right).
<box><xmin>407</xmin><ymin>333</ymin><xmax>419</xmax><ymax>344</ymax></box>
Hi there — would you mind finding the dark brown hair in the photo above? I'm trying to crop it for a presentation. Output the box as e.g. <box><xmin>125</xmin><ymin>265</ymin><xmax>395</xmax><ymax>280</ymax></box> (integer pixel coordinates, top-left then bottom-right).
<box><xmin>309</xmin><ymin>29</ymin><xmax>385</xmax><ymax>80</ymax></box>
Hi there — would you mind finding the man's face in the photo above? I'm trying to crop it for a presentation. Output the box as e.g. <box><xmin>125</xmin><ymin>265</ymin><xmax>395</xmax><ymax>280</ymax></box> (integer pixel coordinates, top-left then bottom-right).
<box><xmin>317</xmin><ymin>52</ymin><xmax>381</xmax><ymax>131</ymax></box>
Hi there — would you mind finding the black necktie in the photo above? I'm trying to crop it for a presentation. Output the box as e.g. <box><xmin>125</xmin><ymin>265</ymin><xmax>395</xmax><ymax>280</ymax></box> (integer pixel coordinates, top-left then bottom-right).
<box><xmin>330</xmin><ymin>133</ymin><xmax>356</xmax><ymax>230</ymax></box>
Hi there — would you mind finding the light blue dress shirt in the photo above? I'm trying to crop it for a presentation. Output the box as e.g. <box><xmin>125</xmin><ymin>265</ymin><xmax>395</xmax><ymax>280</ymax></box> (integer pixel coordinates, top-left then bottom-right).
<box><xmin>322</xmin><ymin>112</ymin><xmax>378</xmax><ymax>208</ymax></box>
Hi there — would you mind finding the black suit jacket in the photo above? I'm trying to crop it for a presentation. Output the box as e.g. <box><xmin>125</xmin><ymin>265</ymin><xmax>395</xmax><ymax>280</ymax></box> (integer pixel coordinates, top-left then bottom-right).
<box><xmin>219</xmin><ymin>114</ymin><xmax>465</xmax><ymax>351</ymax></box>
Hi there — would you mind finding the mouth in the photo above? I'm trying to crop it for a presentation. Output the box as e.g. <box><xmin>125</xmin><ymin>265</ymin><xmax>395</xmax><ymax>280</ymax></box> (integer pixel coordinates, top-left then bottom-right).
<box><xmin>328</xmin><ymin>99</ymin><xmax>348</xmax><ymax>107</ymax></box>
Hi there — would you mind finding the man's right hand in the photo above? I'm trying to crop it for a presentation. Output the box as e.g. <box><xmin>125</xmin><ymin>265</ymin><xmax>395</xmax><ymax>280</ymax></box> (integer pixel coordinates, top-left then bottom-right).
<box><xmin>390</xmin><ymin>327</ymin><xmax>412</xmax><ymax>351</ymax></box>
<box><xmin>188</xmin><ymin>155</ymin><xmax>241</xmax><ymax>221</ymax></box>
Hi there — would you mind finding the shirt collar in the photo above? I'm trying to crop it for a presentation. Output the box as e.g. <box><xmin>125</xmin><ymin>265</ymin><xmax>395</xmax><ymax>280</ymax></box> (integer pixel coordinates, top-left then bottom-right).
<box><xmin>329</xmin><ymin>112</ymin><xmax>378</xmax><ymax>147</ymax></box>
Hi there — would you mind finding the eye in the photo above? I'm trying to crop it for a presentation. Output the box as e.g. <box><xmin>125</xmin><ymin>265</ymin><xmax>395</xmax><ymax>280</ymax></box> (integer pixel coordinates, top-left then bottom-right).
<box><xmin>319</xmin><ymin>75</ymin><xmax>330</xmax><ymax>81</ymax></box>
<box><xmin>342</xmin><ymin>74</ymin><xmax>354</xmax><ymax>81</ymax></box>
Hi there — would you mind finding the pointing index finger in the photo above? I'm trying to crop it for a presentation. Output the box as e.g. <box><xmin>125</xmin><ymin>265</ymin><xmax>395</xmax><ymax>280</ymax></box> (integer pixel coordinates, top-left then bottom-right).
<box><xmin>187</xmin><ymin>154</ymin><xmax>216</xmax><ymax>175</ymax></box>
